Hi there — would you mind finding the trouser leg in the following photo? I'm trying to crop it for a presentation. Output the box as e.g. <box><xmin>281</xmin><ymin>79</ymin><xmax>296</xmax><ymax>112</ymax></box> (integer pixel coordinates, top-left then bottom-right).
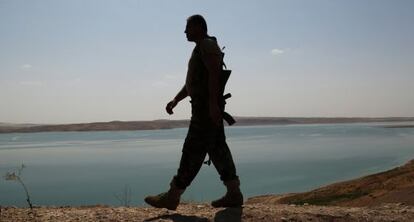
<box><xmin>208</xmin><ymin>139</ymin><xmax>239</xmax><ymax>182</ymax></box>
<box><xmin>173</xmin><ymin>136</ymin><xmax>207</xmax><ymax>189</ymax></box>
<box><xmin>209</xmin><ymin>135</ymin><xmax>243</xmax><ymax>208</ymax></box>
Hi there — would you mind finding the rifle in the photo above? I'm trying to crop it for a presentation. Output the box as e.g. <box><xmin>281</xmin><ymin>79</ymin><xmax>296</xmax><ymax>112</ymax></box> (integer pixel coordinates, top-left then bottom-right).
<box><xmin>220</xmin><ymin>47</ymin><xmax>236</xmax><ymax>126</ymax></box>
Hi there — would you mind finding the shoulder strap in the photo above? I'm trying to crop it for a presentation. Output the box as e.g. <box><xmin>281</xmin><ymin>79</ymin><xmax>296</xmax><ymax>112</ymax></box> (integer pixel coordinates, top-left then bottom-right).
<box><xmin>221</xmin><ymin>46</ymin><xmax>228</xmax><ymax>70</ymax></box>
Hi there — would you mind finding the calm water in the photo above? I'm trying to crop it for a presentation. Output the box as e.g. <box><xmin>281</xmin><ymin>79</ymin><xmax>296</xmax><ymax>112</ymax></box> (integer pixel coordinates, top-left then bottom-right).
<box><xmin>1</xmin><ymin>122</ymin><xmax>414</xmax><ymax>207</ymax></box>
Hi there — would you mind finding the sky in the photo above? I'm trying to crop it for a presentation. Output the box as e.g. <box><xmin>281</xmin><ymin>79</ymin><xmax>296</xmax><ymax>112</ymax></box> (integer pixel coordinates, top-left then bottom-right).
<box><xmin>1</xmin><ymin>0</ymin><xmax>413</xmax><ymax>124</ymax></box>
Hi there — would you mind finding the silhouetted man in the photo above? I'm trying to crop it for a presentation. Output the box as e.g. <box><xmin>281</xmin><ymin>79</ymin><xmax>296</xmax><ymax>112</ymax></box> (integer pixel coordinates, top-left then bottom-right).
<box><xmin>144</xmin><ymin>14</ymin><xmax>243</xmax><ymax>210</ymax></box>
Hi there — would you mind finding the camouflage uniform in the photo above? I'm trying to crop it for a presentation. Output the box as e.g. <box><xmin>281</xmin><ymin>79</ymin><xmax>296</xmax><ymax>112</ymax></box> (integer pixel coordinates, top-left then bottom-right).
<box><xmin>172</xmin><ymin>37</ymin><xmax>239</xmax><ymax>189</ymax></box>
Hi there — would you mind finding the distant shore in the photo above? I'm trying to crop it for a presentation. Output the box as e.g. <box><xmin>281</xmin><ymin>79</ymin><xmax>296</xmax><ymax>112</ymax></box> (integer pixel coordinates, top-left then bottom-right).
<box><xmin>1</xmin><ymin>117</ymin><xmax>414</xmax><ymax>134</ymax></box>
<box><xmin>382</xmin><ymin>125</ymin><xmax>414</xmax><ymax>128</ymax></box>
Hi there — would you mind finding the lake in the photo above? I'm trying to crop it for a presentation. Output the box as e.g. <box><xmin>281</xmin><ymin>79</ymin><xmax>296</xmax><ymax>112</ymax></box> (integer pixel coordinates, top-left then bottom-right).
<box><xmin>1</xmin><ymin>122</ymin><xmax>414</xmax><ymax>207</ymax></box>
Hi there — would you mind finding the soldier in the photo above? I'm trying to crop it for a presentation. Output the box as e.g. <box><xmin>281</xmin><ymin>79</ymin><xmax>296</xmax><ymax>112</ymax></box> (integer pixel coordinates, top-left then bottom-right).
<box><xmin>144</xmin><ymin>14</ymin><xmax>243</xmax><ymax>210</ymax></box>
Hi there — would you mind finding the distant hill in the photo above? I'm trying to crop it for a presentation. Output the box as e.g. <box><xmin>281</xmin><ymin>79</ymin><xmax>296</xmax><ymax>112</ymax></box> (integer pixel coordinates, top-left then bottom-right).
<box><xmin>0</xmin><ymin>122</ymin><xmax>42</xmax><ymax>127</ymax></box>
<box><xmin>0</xmin><ymin>117</ymin><xmax>413</xmax><ymax>134</ymax></box>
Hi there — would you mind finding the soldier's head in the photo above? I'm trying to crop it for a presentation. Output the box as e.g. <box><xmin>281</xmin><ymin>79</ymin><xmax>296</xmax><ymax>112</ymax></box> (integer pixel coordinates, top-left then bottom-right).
<box><xmin>185</xmin><ymin>14</ymin><xmax>208</xmax><ymax>42</ymax></box>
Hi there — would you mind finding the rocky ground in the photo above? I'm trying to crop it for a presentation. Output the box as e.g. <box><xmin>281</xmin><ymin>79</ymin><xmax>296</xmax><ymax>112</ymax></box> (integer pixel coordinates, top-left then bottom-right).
<box><xmin>248</xmin><ymin>159</ymin><xmax>414</xmax><ymax>208</ymax></box>
<box><xmin>1</xmin><ymin>202</ymin><xmax>414</xmax><ymax>222</ymax></box>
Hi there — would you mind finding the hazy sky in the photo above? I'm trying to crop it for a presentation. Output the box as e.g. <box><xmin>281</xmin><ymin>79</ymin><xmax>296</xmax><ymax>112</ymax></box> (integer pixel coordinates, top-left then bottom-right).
<box><xmin>1</xmin><ymin>0</ymin><xmax>413</xmax><ymax>124</ymax></box>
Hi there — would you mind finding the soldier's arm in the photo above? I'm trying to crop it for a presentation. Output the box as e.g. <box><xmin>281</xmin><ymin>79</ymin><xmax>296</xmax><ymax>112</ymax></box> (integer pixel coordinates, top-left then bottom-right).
<box><xmin>166</xmin><ymin>85</ymin><xmax>187</xmax><ymax>115</ymax></box>
<box><xmin>202</xmin><ymin>51</ymin><xmax>222</xmax><ymax>126</ymax></box>
<box><xmin>174</xmin><ymin>85</ymin><xmax>188</xmax><ymax>103</ymax></box>
<box><xmin>203</xmin><ymin>53</ymin><xmax>221</xmax><ymax>105</ymax></box>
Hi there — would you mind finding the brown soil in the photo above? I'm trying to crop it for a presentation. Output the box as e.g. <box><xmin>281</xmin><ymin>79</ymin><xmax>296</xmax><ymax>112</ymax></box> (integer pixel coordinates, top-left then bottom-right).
<box><xmin>248</xmin><ymin>159</ymin><xmax>414</xmax><ymax>208</ymax></box>
<box><xmin>2</xmin><ymin>202</ymin><xmax>414</xmax><ymax>222</ymax></box>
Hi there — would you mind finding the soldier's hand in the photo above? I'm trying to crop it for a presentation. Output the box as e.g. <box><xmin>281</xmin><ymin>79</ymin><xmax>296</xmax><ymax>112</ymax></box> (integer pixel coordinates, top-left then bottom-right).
<box><xmin>166</xmin><ymin>99</ymin><xmax>178</xmax><ymax>115</ymax></box>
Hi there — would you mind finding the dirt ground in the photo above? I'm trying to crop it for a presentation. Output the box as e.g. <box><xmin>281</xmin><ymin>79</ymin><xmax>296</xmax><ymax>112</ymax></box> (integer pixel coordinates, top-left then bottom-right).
<box><xmin>2</xmin><ymin>202</ymin><xmax>414</xmax><ymax>222</ymax></box>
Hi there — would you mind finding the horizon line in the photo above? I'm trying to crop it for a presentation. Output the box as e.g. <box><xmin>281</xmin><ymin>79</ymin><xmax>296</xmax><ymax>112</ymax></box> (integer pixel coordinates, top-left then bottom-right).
<box><xmin>2</xmin><ymin>116</ymin><xmax>414</xmax><ymax>126</ymax></box>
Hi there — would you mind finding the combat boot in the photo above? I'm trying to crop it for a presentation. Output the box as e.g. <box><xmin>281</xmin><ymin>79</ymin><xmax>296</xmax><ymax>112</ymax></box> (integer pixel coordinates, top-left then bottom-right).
<box><xmin>211</xmin><ymin>179</ymin><xmax>244</xmax><ymax>208</ymax></box>
<box><xmin>144</xmin><ymin>179</ymin><xmax>185</xmax><ymax>210</ymax></box>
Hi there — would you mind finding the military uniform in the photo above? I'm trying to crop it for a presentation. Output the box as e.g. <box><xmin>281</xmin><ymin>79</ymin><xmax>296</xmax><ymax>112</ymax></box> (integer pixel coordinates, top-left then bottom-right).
<box><xmin>172</xmin><ymin>37</ymin><xmax>239</xmax><ymax>189</ymax></box>
<box><xmin>145</xmin><ymin>36</ymin><xmax>243</xmax><ymax>210</ymax></box>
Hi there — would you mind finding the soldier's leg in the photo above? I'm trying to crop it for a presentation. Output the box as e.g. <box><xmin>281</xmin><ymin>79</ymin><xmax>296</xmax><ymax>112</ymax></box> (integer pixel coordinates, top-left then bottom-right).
<box><xmin>172</xmin><ymin>136</ymin><xmax>208</xmax><ymax>189</ymax></box>
<box><xmin>208</xmin><ymin>133</ymin><xmax>243</xmax><ymax>208</ymax></box>
<box><xmin>208</xmin><ymin>139</ymin><xmax>239</xmax><ymax>182</ymax></box>
<box><xmin>145</xmin><ymin>125</ymin><xmax>207</xmax><ymax>210</ymax></box>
